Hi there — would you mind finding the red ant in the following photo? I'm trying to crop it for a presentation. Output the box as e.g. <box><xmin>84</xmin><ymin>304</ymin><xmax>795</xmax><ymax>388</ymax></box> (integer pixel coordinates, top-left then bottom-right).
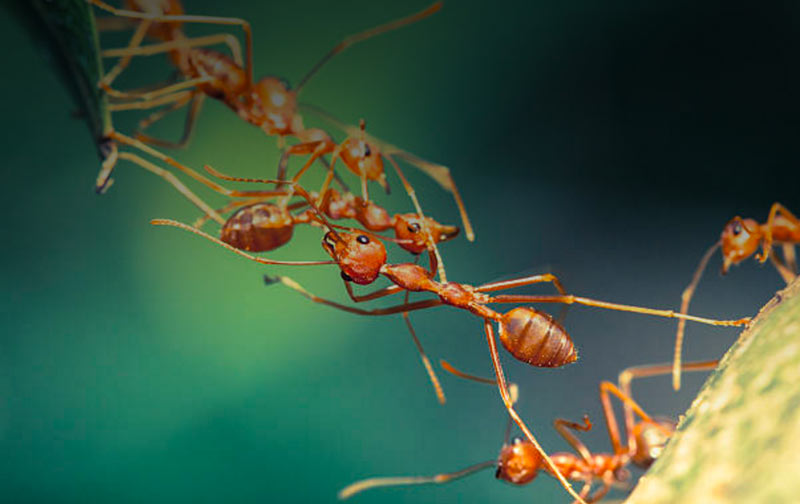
<box><xmin>150</xmin><ymin>179</ymin><xmax>749</xmax><ymax>504</ymax></box>
<box><xmin>672</xmin><ymin>202</ymin><xmax>798</xmax><ymax>390</ymax></box>
<box><xmin>192</xmin><ymin>176</ymin><xmax>460</xmax><ymax>257</ymax></box>
<box><xmin>167</xmin><ymin>165</ymin><xmax>459</xmax><ymax>404</ymax></box>
<box><xmin>88</xmin><ymin>1</ymin><xmax>474</xmax><ymax>249</ymax></box>
<box><xmin>337</xmin><ymin>359</ymin><xmax>718</xmax><ymax>502</ymax></box>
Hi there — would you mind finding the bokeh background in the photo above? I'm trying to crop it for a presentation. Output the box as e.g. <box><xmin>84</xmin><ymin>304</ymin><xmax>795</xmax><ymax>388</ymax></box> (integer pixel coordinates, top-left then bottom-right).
<box><xmin>2</xmin><ymin>1</ymin><xmax>798</xmax><ymax>502</ymax></box>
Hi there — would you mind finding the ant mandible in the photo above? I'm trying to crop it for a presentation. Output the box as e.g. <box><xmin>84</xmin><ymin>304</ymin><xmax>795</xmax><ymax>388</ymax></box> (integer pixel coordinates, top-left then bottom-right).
<box><xmin>337</xmin><ymin>359</ymin><xmax>718</xmax><ymax>502</ymax></box>
<box><xmin>150</xmin><ymin>180</ymin><xmax>749</xmax><ymax>504</ymax></box>
<box><xmin>672</xmin><ymin>202</ymin><xmax>798</xmax><ymax>390</ymax></box>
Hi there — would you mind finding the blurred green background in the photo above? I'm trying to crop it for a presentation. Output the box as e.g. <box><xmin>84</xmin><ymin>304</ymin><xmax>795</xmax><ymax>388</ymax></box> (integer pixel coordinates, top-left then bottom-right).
<box><xmin>2</xmin><ymin>1</ymin><xmax>798</xmax><ymax>502</ymax></box>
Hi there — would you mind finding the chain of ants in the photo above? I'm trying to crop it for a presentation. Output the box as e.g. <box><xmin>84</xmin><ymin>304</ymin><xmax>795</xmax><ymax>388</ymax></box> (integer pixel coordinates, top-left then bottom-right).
<box><xmin>89</xmin><ymin>2</ymin><xmax>799</xmax><ymax>502</ymax></box>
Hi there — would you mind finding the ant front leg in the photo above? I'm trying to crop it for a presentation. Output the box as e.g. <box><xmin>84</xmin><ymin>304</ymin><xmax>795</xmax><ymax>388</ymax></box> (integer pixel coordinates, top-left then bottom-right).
<box><xmin>673</xmin><ymin>241</ymin><xmax>720</xmax><ymax>390</ymax></box>
<box><xmin>553</xmin><ymin>415</ymin><xmax>593</xmax><ymax>462</ymax></box>
<box><xmin>97</xmin><ymin>18</ymin><xmax>151</xmax><ymax>96</ymax></box>
<box><xmin>488</xmin><ymin>293</ymin><xmax>751</xmax><ymax>328</ymax></box>
<box><xmin>758</xmin><ymin>203</ymin><xmax>800</xmax><ymax>264</ymax></box>
<box><xmin>271</xmin><ymin>275</ymin><xmax>444</xmax><ymax>315</ymax></box>
<box><xmin>477</xmin><ymin>273</ymin><xmax>566</xmax><ymax>295</ymax></box>
<box><xmin>136</xmin><ymin>92</ymin><xmax>206</xmax><ymax>149</ymax></box>
<box><xmin>483</xmin><ymin>320</ymin><xmax>588</xmax><ymax>504</ymax></box>
<box><xmin>114</xmin><ymin>151</ymin><xmax>224</xmax><ymax>224</ymax></box>
<box><xmin>598</xmin><ymin>381</ymin><xmax>663</xmax><ymax>456</ymax></box>
<box><xmin>618</xmin><ymin>360</ymin><xmax>717</xmax><ymax>453</ymax></box>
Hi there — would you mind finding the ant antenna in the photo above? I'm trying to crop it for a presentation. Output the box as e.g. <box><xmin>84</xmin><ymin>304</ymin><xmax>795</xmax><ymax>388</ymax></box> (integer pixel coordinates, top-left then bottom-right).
<box><xmin>337</xmin><ymin>461</ymin><xmax>495</xmax><ymax>500</ymax></box>
<box><xmin>295</xmin><ymin>2</ymin><xmax>443</xmax><ymax>93</ymax></box>
<box><xmin>203</xmin><ymin>164</ymin><xmax>343</xmax><ymax>241</ymax></box>
<box><xmin>150</xmin><ymin>219</ymin><xmax>335</xmax><ymax>266</ymax></box>
<box><xmin>673</xmin><ymin>240</ymin><xmax>720</xmax><ymax>390</ymax></box>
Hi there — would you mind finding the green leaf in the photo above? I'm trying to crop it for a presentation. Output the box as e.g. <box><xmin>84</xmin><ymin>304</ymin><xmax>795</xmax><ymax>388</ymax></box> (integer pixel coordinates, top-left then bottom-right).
<box><xmin>18</xmin><ymin>0</ymin><xmax>111</xmax><ymax>154</ymax></box>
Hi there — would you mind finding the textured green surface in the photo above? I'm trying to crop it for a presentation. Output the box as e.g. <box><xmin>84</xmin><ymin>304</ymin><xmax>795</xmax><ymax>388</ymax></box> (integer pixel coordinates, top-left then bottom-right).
<box><xmin>625</xmin><ymin>278</ymin><xmax>800</xmax><ymax>503</ymax></box>
<box><xmin>30</xmin><ymin>0</ymin><xmax>110</xmax><ymax>146</ymax></box>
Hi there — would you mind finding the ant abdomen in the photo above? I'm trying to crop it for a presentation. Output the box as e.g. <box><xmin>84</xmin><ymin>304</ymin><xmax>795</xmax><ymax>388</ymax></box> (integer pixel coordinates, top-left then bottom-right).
<box><xmin>220</xmin><ymin>203</ymin><xmax>294</xmax><ymax>252</ymax></box>
<box><xmin>499</xmin><ymin>308</ymin><xmax>577</xmax><ymax>367</ymax></box>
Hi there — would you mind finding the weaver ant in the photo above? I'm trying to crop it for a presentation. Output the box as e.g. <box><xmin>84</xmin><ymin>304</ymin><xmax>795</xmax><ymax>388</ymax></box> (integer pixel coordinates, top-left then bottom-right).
<box><xmin>88</xmin><ymin>0</ymin><xmax>474</xmax><ymax>250</ymax></box>
<box><xmin>672</xmin><ymin>202</ymin><xmax>799</xmax><ymax>390</ymax></box>
<box><xmin>151</xmin><ymin>179</ymin><xmax>749</xmax><ymax>504</ymax></box>
<box><xmin>193</xmin><ymin>168</ymin><xmax>460</xmax><ymax>257</ymax></box>
<box><xmin>337</xmin><ymin>359</ymin><xmax>718</xmax><ymax>502</ymax></box>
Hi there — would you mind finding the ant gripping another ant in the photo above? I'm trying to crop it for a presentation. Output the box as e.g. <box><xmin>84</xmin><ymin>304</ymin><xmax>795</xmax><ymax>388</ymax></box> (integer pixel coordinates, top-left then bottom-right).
<box><xmin>338</xmin><ymin>359</ymin><xmax>718</xmax><ymax>503</ymax></box>
<box><xmin>88</xmin><ymin>0</ymin><xmax>474</xmax><ymax>250</ymax></box>
<box><xmin>672</xmin><ymin>202</ymin><xmax>799</xmax><ymax>390</ymax></box>
<box><xmin>151</xmin><ymin>178</ymin><xmax>749</xmax><ymax>504</ymax></box>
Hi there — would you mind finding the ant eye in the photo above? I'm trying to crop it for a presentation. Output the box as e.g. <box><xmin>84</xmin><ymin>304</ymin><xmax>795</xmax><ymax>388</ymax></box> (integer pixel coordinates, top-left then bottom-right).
<box><xmin>340</xmin><ymin>271</ymin><xmax>353</xmax><ymax>282</ymax></box>
<box><xmin>357</xmin><ymin>235</ymin><xmax>370</xmax><ymax>244</ymax></box>
<box><xmin>407</xmin><ymin>222</ymin><xmax>422</xmax><ymax>234</ymax></box>
<box><xmin>732</xmin><ymin>222</ymin><xmax>742</xmax><ymax>235</ymax></box>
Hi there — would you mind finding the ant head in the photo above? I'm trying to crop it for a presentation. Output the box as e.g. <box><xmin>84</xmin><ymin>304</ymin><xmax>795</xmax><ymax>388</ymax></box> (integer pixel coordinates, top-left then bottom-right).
<box><xmin>720</xmin><ymin>217</ymin><xmax>761</xmax><ymax>274</ymax></box>
<box><xmin>339</xmin><ymin>137</ymin><xmax>387</xmax><ymax>190</ymax></box>
<box><xmin>631</xmin><ymin>418</ymin><xmax>675</xmax><ymax>469</ymax></box>
<box><xmin>322</xmin><ymin>230</ymin><xmax>387</xmax><ymax>285</ymax></box>
<box><xmin>495</xmin><ymin>438</ymin><xmax>543</xmax><ymax>485</ymax></box>
<box><xmin>252</xmin><ymin>77</ymin><xmax>299</xmax><ymax>135</ymax></box>
<box><xmin>393</xmin><ymin>214</ymin><xmax>460</xmax><ymax>255</ymax></box>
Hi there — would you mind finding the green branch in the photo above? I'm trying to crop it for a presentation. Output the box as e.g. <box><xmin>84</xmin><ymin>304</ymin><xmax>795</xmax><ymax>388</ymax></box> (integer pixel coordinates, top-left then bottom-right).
<box><xmin>625</xmin><ymin>277</ymin><xmax>800</xmax><ymax>503</ymax></box>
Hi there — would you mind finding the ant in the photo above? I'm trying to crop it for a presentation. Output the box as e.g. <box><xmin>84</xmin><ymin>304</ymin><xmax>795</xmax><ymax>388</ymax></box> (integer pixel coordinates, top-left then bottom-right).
<box><xmin>150</xmin><ymin>179</ymin><xmax>749</xmax><ymax>504</ymax></box>
<box><xmin>164</xmin><ymin>165</ymin><xmax>459</xmax><ymax>404</ymax></box>
<box><xmin>672</xmin><ymin>202</ymin><xmax>799</xmax><ymax>390</ymax></box>
<box><xmin>88</xmin><ymin>1</ymin><xmax>474</xmax><ymax>249</ymax></box>
<box><xmin>337</xmin><ymin>359</ymin><xmax>718</xmax><ymax>502</ymax></box>
<box><xmin>192</xmin><ymin>171</ymin><xmax>460</xmax><ymax>257</ymax></box>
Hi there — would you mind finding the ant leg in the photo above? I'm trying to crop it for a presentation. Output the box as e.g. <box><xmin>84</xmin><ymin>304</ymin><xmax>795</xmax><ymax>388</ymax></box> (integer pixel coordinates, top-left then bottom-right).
<box><xmin>343</xmin><ymin>281</ymin><xmax>406</xmax><ymax>302</ymax></box>
<box><xmin>108</xmin><ymin>89</ymin><xmax>195</xmax><ymax>111</ymax></box>
<box><xmin>402</xmin><ymin>290</ymin><xmax>446</xmax><ymax>404</ymax></box>
<box><xmin>599</xmin><ymin>381</ymin><xmax>671</xmax><ymax>457</ymax></box>
<box><xmin>586</xmin><ymin>481</ymin><xmax>611</xmax><ymax>504</ymax></box>
<box><xmin>192</xmin><ymin>197</ymin><xmax>267</xmax><ymax>228</ymax></box>
<box><xmin>673</xmin><ymin>241</ymin><xmax>720</xmax><ymax>390</ymax></box>
<box><xmin>758</xmin><ymin>203</ymin><xmax>800</xmax><ymax>263</ymax></box>
<box><xmin>619</xmin><ymin>360</ymin><xmax>717</xmax><ymax>452</ymax></box>
<box><xmin>109</xmin><ymin>76</ymin><xmax>213</xmax><ymax>104</ymax></box>
<box><xmin>116</xmin><ymin>152</ymin><xmax>224</xmax><ymax>224</ymax></box>
<box><xmin>271</xmin><ymin>276</ymin><xmax>443</xmax><ymax>315</ymax></box>
<box><xmin>553</xmin><ymin>416</ymin><xmax>593</xmax><ymax>462</ymax></box>
<box><xmin>488</xmin><ymin>294</ymin><xmax>751</xmax><ymax>328</ymax></box>
<box><xmin>337</xmin><ymin>460</ymin><xmax>495</xmax><ymax>500</ymax></box>
<box><xmin>102</xmin><ymin>32</ymin><xmax>244</xmax><ymax>66</ymax></box>
<box><xmin>783</xmin><ymin>244</ymin><xmax>798</xmax><ymax>274</ymax></box>
<box><xmin>136</xmin><ymin>93</ymin><xmax>206</xmax><ymax>149</ymax></box>
<box><xmin>577</xmin><ymin>481</ymin><xmax>594</xmax><ymax>502</ymax></box>
<box><xmin>316</xmin><ymin>148</ymin><xmax>343</xmax><ymax>206</ymax></box>
<box><xmin>299</xmin><ymin>103</ymin><xmax>475</xmax><ymax>241</ymax></box>
<box><xmin>109</xmin><ymin>131</ymin><xmax>285</xmax><ymax>198</ymax></box>
<box><xmin>97</xmin><ymin>19</ymin><xmax>151</xmax><ymax>96</ymax></box>
<box><xmin>87</xmin><ymin>0</ymin><xmax>254</xmax><ymax>88</ymax></box>
<box><xmin>769</xmin><ymin>247</ymin><xmax>797</xmax><ymax>284</ymax></box>
<box><xmin>478</xmin><ymin>273</ymin><xmax>566</xmax><ymax>295</ymax></box>
<box><xmin>294</xmin><ymin>2</ymin><xmax>442</xmax><ymax>92</ymax></box>
<box><xmin>151</xmin><ymin>219</ymin><xmax>336</xmax><ymax>266</ymax></box>
<box><xmin>484</xmin><ymin>320</ymin><xmax>588</xmax><ymax>504</ymax></box>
